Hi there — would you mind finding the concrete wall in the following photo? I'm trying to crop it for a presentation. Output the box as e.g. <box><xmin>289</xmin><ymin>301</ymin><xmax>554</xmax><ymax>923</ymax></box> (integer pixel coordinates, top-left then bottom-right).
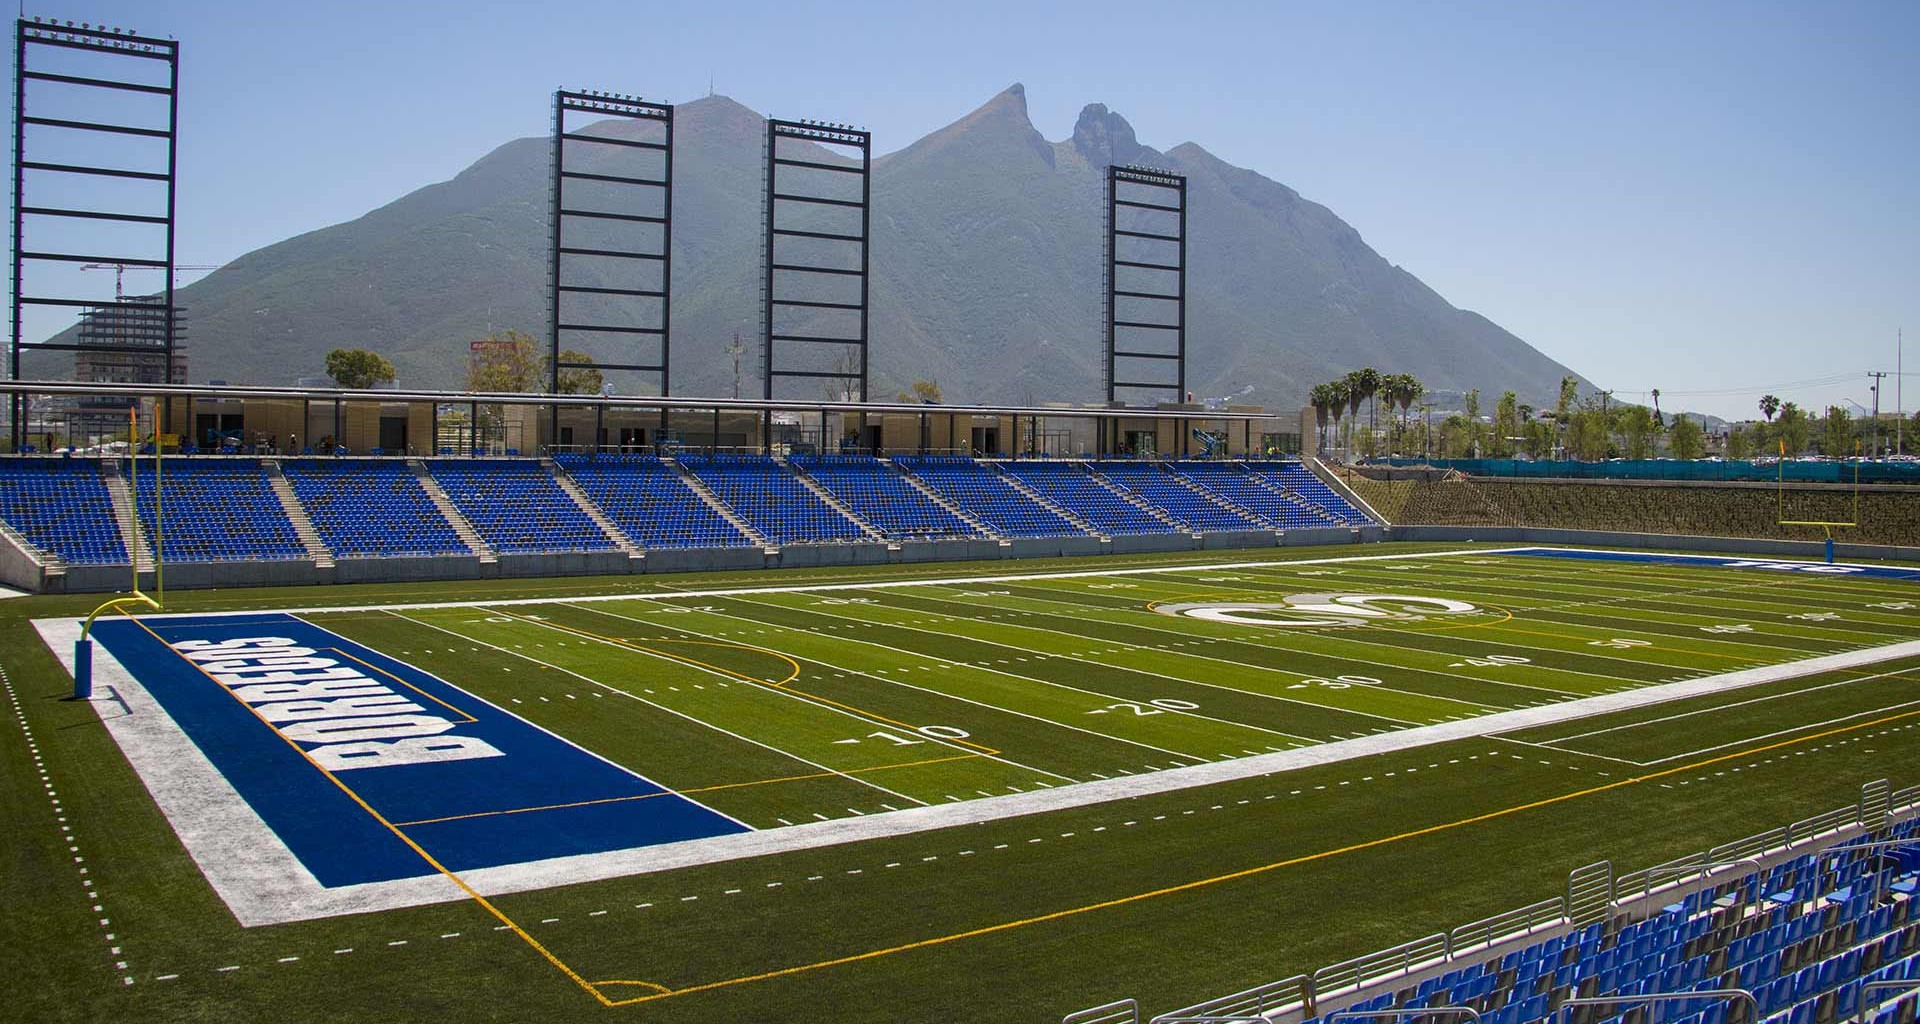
<box><xmin>28</xmin><ymin>522</ymin><xmax>1914</xmax><ymax>596</ymax></box>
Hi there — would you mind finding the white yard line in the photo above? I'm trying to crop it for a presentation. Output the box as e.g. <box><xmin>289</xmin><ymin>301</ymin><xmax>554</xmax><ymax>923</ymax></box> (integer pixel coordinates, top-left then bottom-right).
<box><xmin>384</xmin><ymin>610</ymin><xmax>934</xmax><ymax>809</ymax></box>
<box><xmin>1537</xmin><ymin>668</ymin><xmax>1918</xmax><ymax>745</ymax></box>
<box><xmin>36</xmin><ymin>606</ymin><xmax>1920</xmax><ymax>925</ymax></box>
<box><xmin>113</xmin><ymin>547</ymin><xmax>1528</xmax><ymax>618</ymax></box>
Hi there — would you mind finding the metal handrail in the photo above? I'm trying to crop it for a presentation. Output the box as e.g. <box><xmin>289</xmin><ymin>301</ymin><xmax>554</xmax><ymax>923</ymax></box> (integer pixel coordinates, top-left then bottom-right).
<box><xmin>1555</xmin><ymin>990</ymin><xmax>1757</xmax><ymax>1024</ymax></box>
<box><xmin>1328</xmin><ymin>1007</ymin><xmax>1482</xmax><ymax>1024</ymax></box>
<box><xmin>1859</xmin><ymin>979</ymin><xmax>1920</xmax><ymax>1024</ymax></box>
<box><xmin>1063</xmin><ymin>999</ymin><xmax>1140</xmax><ymax>1024</ymax></box>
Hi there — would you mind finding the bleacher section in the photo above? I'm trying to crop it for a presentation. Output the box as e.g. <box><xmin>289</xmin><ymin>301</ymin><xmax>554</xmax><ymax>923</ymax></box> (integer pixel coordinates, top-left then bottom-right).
<box><xmin>130</xmin><ymin>458</ymin><xmax>307</xmax><ymax>562</ymax></box>
<box><xmin>1135</xmin><ymin>814</ymin><xmax>1920</xmax><ymax>1024</ymax></box>
<box><xmin>789</xmin><ymin>454</ymin><xmax>980</xmax><ymax>540</ymax></box>
<box><xmin>677</xmin><ymin>454</ymin><xmax>867</xmax><ymax>545</ymax></box>
<box><xmin>996</xmin><ymin>460</ymin><xmax>1176</xmax><ymax>536</ymax></box>
<box><xmin>895</xmin><ymin>456</ymin><xmax>1086</xmax><ymax>538</ymax></box>
<box><xmin>1254</xmin><ymin>460</ymin><xmax>1375</xmax><ymax>524</ymax></box>
<box><xmin>281</xmin><ymin>459</ymin><xmax>466</xmax><ymax>558</ymax></box>
<box><xmin>0</xmin><ymin>457</ymin><xmax>128</xmax><ymax>564</ymax></box>
<box><xmin>1093</xmin><ymin>460</ymin><xmax>1269</xmax><ymax>532</ymax></box>
<box><xmin>427</xmin><ymin>459</ymin><xmax>616</xmax><ymax>554</ymax></box>
<box><xmin>1172</xmin><ymin>461</ymin><xmax>1333</xmax><ymax>529</ymax></box>
<box><xmin>555</xmin><ymin>454</ymin><xmax>753</xmax><ymax>549</ymax></box>
<box><xmin>0</xmin><ymin>454</ymin><xmax>1383</xmax><ymax>576</ymax></box>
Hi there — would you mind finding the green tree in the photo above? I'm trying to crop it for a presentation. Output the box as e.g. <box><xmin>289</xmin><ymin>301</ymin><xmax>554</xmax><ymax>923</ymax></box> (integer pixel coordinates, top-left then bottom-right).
<box><xmin>1440</xmin><ymin>414</ymin><xmax>1472</xmax><ymax>458</ymax></box>
<box><xmin>1619</xmin><ymin>405</ymin><xmax>1659</xmax><ymax>460</ymax></box>
<box><xmin>1462</xmin><ymin>389</ymin><xmax>1484</xmax><ymax>456</ymax></box>
<box><xmin>1384</xmin><ymin>373</ymin><xmax>1423</xmax><ymax>434</ymax></box>
<box><xmin>1758</xmin><ymin>394</ymin><xmax>1781</xmax><ymax>424</ymax></box>
<box><xmin>1568</xmin><ymin>396</ymin><xmax>1613</xmax><ymax>461</ymax></box>
<box><xmin>465</xmin><ymin>330</ymin><xmax>544</xmax><ymax>393</ymax></box>
<box><xmin>1523</xmin><ymin>419</ymin><xmax>1555</xmax><ymax>459</ymax></box>
<box><xmin>910</xmin><ymin>379</ymin><xmax>942</xmax><ymax>404</ymax></box>
<box><xmin>1819</xmin><ymin>406</ymin><xmax>1856</xmax><ymax>457</ymax></box>
<box><xmin>555</xmin><ymin>349</ymin><xmax>603</xmax><ymax>396</ymax></box>
<box><xmin>1775</xmin><ymin>402</ymin><xmax>1811</xmax><ymax>456</ymax></box>
<box><xmin>1340</xmin><ymin>370</ymin><xmax>1369</xmax><ymax>452</ymax></box>
<box><xmin>1667</xmin><ymin>414</ymin><xmax>1705</xmax><ymax>460</ymax></box>
<box><xmin>324</xmin><ymin>348</ymin><xmax>396</xmax><ymax>389</ymax></box>
<box><xmin>1488</xmin><ymin>391</ymin><xmax>1520</xmax><ymax>457</ymax></box>
<box><xmin>1725</xmin><ymin>424</ymin><xmax>1753</xmax><ymax>461</ymax></box>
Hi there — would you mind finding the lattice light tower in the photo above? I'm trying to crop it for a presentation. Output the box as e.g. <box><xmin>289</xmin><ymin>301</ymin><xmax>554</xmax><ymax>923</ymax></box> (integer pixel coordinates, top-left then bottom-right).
<box><xmin>547</xmin><ymin>90</ymin><xmax>673</xmax><ymax>413</ymax></box>
<box><xmin>10</xmin><ymin>18</ymin><xmax>180</xmax><ymax>449</ymax></box>
<box><xmin>1102</xmin><ymin>164</ymin><xmax>1187</xmax><ymax>407</ymax></box>
<box><xmin>761</xmin><ymin>118</ymin><xmax>871</xmax><ymax>403</ymax></box>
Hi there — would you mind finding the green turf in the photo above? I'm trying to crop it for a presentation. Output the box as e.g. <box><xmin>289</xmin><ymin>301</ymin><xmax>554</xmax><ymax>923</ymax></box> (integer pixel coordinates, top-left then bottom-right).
<box><xmin>5</xmin><ymin>542</ymin><xmax>1920</xmax><ymax>1024</ymax></box>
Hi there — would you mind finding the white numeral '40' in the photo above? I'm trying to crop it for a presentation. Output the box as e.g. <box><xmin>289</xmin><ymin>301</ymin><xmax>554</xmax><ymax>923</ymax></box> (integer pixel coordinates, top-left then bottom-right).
<box><xmin>1460</xmin><ymin>654</ymin><xmax>1530</xmax><ymax>667</ymax></box>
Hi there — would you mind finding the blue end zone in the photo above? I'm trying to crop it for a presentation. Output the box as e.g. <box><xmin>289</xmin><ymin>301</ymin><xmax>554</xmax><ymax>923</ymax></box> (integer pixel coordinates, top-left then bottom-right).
<box><xmin>90</xmin><ymin>613</ymin><xmax>749</xmax><ymax>887</ymax></box>
<box><xmin>1509</xmin><ymin>547</ymin><xmax>1920</xmax><ymax>583</ymax></box>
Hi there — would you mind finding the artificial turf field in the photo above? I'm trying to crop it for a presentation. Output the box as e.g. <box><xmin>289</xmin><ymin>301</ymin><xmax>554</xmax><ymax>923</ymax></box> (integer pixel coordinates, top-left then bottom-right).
<box><xmin>6</xmin><ymin>541</ymin><xmax>1920</xmax><ymax>1024</ymax></box>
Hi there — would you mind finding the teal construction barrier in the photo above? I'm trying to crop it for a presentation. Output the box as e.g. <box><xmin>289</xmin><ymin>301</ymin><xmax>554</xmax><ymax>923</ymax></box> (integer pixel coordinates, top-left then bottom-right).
<box><xmin>1369</xmin><ymin>458</ymin><xmax>1920</xmax><ymax>485</ymax></box>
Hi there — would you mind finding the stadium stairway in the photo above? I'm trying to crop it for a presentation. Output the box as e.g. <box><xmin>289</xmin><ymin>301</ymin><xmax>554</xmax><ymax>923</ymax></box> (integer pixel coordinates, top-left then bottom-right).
<box><xmin>98</xmin><ymin>462</ymin><xmax>155</xmax><ymax>573</ymax></box>
<box><xmin>665</xmin><ymin>457</ymin><xmax>770</xmax><ymax>547</ymax></box>
<box><xmin>774</xmin><ymin>455</ymin><xmax>889</xmax><ymax>543</ymax></box>
<box><xmin>1156</xmin><ymin>462</ymin><xmax>1287</xmax><ymax>530</ymax></box>
<box><xmin>1079</xmin><ymin>463</ymin><xmax>1196</xmax><ymax>533</ymax></box>
<box><xmin>990</xmin><ymin>464</ymin><xmax>1103</xmax><ymax>536</ymax></box>
<box><xmin>262</xmin><ymin>462</ymin><xmax>335</xmax><ymax>568</ymax></box>
<box><xmin>407</xmin><ymin>461</ymin><xmax>496</xmax><ymax>563</ymax></box>
<box><xmin>543</xmin><ymin>457</ymin><xmax>645</xmax><ymax>559</ymax></box>
<box><xmin>890</xmin><ymin>462</ymin><xmax>1002</xmax><ymax>538</ymax></box>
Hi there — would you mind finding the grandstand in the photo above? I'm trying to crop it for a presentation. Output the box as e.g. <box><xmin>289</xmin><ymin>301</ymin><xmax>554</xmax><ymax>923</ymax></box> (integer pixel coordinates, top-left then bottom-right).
<box><xmin>788</xmin><ymin>454</ymin><xmax>982</xmax><ymax>540</ymax></box>
<box><xmin>677</xmin><ymin>452</ymin><xmax>872</xmax><ymax>545</ymax></box>
<box><xmin>896</xmin><ymin>456</ymin><xmax>1091</xmax><ymax>537</ymax></box>
<box><xmin>0</xmin><ymin>457</ymin><xmax>127</xmax><ymax>564</ymax></box>
<box><xmin>129</xmin><ymin>457</ymin><xmax>307</xmax><ymax>562</ymax></box>
<box><xmin>1093</xmin><ymin>460</ymin><xmax>1272</xmax><ymax>532</ymax></box>
<box><xmin>425</xmin><ymin>458</ymin><xmax>618</xmax><ymax>554</ymax></box>
<box><xmin>555</xmin><ymin>453</ymin><xmax>756</xmax><ymax>549</ymax></box>
<box><xmin>280</xmin><ymin>459</ymin><xmax>467</xmax><ymax>558</ymax></box>
<box><xmin>1099</xmin><ymin>795</ymin><xmax>1920</xmax><ymax>1024</ymax></box>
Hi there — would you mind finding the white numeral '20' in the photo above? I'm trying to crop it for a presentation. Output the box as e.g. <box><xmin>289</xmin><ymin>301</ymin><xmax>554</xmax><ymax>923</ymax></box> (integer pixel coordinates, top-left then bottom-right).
<box><xmin>1091</xmin><ymin>698</ymin><xmax>1200</xmax><ymax>716</ymax></box>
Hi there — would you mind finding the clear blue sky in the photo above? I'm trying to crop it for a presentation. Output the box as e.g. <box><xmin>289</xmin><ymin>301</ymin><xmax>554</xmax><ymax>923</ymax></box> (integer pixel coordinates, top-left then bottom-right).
<box><xmin>12</xmin><ymin>0</ymin><xmax>1917</xmax><ymax>421</ymax></box>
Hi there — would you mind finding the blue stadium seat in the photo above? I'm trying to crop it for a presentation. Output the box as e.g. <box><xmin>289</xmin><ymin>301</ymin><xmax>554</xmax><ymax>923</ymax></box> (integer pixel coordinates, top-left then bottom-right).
<box><xmin>790</xmin><ymin>454</ymin><xmax>979</xmax><ymax>540</ymax></box>
<box><xmin>555</xmin><ymin>453</ymin><xmax>754</xmax><ymax>549</ymax></box>
<box><xmin>892</xmin><ymin>456</ymin><xmax>1087</xmax><ymax>538</ymax></box>
<box><xmin>282</xmin><ymin>459</ymin><xmax>467</xmax><ymax>557</ymax></box>
<box><xmin>130</xmin><ymin>458</ymin><xmax>308</xmax><ymax>562</ymax></box>
<box><xmin>675</xmin><ymin>454</ymin><xmax>868</xmax><ymax>545</ymax></box>
<box><xmin>0</xmin><ymin>456</ymin><xmax>129</xmax><ymax>564</ymax></box>
<box><xmin>427</xmin><ymin>459</ymin><xmax>616</xmax><ymax>554</ymax></box>
<box><xmin>994</xmin><ymin>460</ymin><xmax>1174</xmax><ymax>536</ymax></box>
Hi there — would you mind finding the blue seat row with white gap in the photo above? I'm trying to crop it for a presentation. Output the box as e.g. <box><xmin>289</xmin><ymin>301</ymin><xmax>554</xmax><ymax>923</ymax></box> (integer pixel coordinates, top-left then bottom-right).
<box><xmin>1250</xmin><ymin>460</ymin><xmax>1375</xmax><ymax>524</ymax></box>
<box><xmin>1171</xmin><ymin>460</ymin><xmax>1336</xmax><ymax>528</ymax></box>
<box><xmin>555</xmin><ymin>453</ymin><xmax>754</xmax><ymax>549</ymax></box>
<box><xmin>891</xmin><ymin>456</ymin><xmax>1086</xmax><ymax>538</ymax></box>
<box><xmin>130</xmin><ymin>458</ymin><xmax>307</xmax><ymax>562</ymax></box>
<box><xmin>0</xmin><ymin>457</ymin><xmax>128</xmax><ymax>564</ymax></box>
<box><xmin>994</xmin><ymin>460</ymin><xmax>1176</xmax><ymax>535</ymax></box>
<box><xmin>790</xmin><ymin>454</ymin><xmax>980</xmax><ymax>540</ymax></box>
<box><xmin>676</xmin><ymin>453</ymin><xmax>867</xmax><ymax>545</ymax></box>
<box><xmin>426</xmin><ymin>459</ymin><xmax>616</xmax><ymax>555</ymax></box>
<box><xmin>281</xmin><ymin>459</ymin><xmax>466</xmax><ymax>558</ymax></box>
<box><xmin>1092</xmin><ymin>460</ymin><xmax>1269</xmax><ymax>532</ymax></box>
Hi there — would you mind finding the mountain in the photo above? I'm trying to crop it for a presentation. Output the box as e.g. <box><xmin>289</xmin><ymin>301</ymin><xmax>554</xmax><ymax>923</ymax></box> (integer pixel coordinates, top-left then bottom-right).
<box><xmin>35</xmin><ymin>84</ymin><xmax>1586</xmax><ymax>409</ymax></box>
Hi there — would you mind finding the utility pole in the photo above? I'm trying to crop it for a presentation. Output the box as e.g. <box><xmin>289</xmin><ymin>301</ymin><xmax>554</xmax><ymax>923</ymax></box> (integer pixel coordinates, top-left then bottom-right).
<box><xmin>1868</xmin><ymin>370</ymin><xmax>1888</xmax><ymax>457</ymax></box>
<box><xmin>724</xmin><ymin>332</ymin><xmax>744</xmax><ymax>400</ymax></box>
<box><xmin>1899</xmin><ymin>328</ymin><xmax>1905</xmax><ymax>456</ymax></box>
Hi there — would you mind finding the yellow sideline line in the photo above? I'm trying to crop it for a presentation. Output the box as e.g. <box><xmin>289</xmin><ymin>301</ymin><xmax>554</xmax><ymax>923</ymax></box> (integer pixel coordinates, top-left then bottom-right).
<box><xmin>589</xmin><ymin>701</ymin><xmax>1920</xmax><ymax>1007</ymax></box>
<box><xmin>124</xmin><ymin>614</ymin><xmax>627</xmax><ymax>1006</ymax></box>
<box><xmin>392</xmin><ymin>752</ymin><xmax>985</xmax><ymax>828</ymax></box>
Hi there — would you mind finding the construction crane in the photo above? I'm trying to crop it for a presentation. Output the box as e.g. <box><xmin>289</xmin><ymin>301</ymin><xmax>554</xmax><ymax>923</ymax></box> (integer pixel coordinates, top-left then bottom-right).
<box><xmin>79</xmin><ymin>262</ymin><xmax>223</xmax><ymax>301</ymax></box>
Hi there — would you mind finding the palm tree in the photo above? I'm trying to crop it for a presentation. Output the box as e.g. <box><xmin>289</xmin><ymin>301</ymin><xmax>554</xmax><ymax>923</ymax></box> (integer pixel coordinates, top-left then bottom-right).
<box><xmin>1387</xmin><ymin>374</ymin><xmax>1424</xmax><ymax>433</ymax></box>
<box><xmin>1759</xmin><ymin>394</ymin><xmax>1781</xmax><ymax>423</ymax></box>
<box><xmin>1650</xmin><ymin>388</ymin><xmax>1663</xmax><ymax>428</ymax></box>
<box><xmin>1308</xmin><ymin>383</ymin><xmax>1335</xmax><ymax>452</ymax></box>
<box><xmin>1326</xmin><ymin>379</ymin><xmax>1351</xmax><ymax>454</ymax></box>
<box><xmin>1355</xmin><ymin>367</ymin><xmax>1382</xmax><ymax>443</ymax></box>
<box><xmin>1341</xmin><ymin>370</ymin><xmax>1368</xmax><ymax>452</ymax></box>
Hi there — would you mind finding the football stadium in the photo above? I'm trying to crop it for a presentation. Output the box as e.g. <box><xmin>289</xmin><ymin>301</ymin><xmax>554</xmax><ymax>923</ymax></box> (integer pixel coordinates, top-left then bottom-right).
<box><xmin>5</xmin><ymin>11</ymin><xmax>1920</xmax><ymax>1024</ymax></box>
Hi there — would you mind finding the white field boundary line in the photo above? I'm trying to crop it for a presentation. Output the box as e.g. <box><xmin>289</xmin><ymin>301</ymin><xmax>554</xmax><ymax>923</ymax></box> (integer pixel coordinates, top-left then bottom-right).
<box><xmin>94</xmin><ymin>546</ymin><xmax>1532</xmax><ymax>618</ymax></box>
<box><xmin>32</xmin><ymin>605</ymin><xmax>1920</xmax><ymax>925</ymax></box>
